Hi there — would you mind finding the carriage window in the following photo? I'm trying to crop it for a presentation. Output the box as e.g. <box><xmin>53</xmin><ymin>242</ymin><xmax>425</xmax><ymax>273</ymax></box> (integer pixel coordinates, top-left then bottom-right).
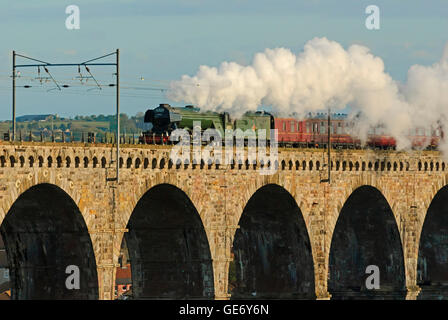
<box><xmin>337</xmin><ymin>122</ymin><xmax>342</xmax><ymax>134</ymax></box>
<box><xmin>320</xmin><ymin>122</ymin><xmax>326</xmax><ymax>134</ymax></box>
<box><xmin>297</xmin><ymin>123</ymin><xmax>300</xmax><ymax>132</ymax></box>
<box><xmin>291</xmin><ymin>121</ymin><xmax>295</xmax><ymax>132</ymax></box>
<box><xmin>283</xmin><ymin>122</ymin><xmax>286</xmax><ymax>131</ymax></box>
<box><xmin>306</xmin><ymin>123</ymin><xmax>310</xmax><ymax>133</ymax></box>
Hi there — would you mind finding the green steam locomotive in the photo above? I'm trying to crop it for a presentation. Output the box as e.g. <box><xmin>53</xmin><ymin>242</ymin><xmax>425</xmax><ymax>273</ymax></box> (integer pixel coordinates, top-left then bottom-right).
<box><xmin>140</xmin><ymin>104</ymin><xmax>274</xmax><ymax>144</ymax></box>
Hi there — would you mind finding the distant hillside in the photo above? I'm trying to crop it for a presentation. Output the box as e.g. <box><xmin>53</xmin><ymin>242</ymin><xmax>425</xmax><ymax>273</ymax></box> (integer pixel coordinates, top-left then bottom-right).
<box><xmin>0</xmin><ymin>113</ymin><xmax>146</xmax><ymax>135</ymax></box>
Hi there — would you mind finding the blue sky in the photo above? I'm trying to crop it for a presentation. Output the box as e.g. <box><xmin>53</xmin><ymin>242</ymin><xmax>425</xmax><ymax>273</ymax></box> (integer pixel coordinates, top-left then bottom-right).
<box><xmin>0</xmin><ymin>0</ymin><xmax>447</xmax><ymax>120</ymax></box>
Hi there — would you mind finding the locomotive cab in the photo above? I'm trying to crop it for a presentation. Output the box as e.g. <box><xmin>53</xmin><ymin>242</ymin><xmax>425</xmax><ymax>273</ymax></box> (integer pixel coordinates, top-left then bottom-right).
<box><xmin>143</xmin><ymin>104</ymin><xmax>182</xmax><ymax>134</ymax></box>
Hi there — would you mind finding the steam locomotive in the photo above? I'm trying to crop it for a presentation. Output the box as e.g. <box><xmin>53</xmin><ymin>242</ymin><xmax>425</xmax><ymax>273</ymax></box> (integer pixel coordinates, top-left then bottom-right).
<box><xmin>139</xmin><ymin>104</ymin><xmax>443</xmax><ymax>150</ymax></box>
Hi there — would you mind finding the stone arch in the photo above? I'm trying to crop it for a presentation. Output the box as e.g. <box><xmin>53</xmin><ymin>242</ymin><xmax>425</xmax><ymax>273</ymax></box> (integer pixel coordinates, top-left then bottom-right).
<box><xmin>355</xmin><ymin>161</ymin><xmax>360</xmax><ymax>171</ymax></box>
<box><xmin>152</xmin><ymin>158</ymin><xmax>157</xmax><ymax>169</ymax></box>
<box><xmin>74</xmin><ymin>157</ymin><xmax>80</xmax><ymax>168</ymax></box>
<box><xmin>328</xmin><ymin>185</ymin><xmax>406</xmax><ymax>299</ymax></box>
<box><xmin>143</xmin><ymin>158</ymin><xmax>149</xmax><ymax>169</ymax></box>
<box><xmin>302</xmin><ymin>160</ymin><xmax>306</xmax><ymax>171</ymax></box>
<box><xmin>122</xmin><ymin>184</ymin><xmax>214</xmax><ymax>299</ymax></box>
<box><xmin>288</xmin><ymin>160</ymin><xmax>293</xmax><ymax>170</ymax></box>
<box><xmin>281</xmin><ymin>160</ymin><xmax>286</xmax><ymax>170</ymax></box>
<box><xmin>237</xmin><ymin>159</ymin><xmax>243</xmax><ymax>170</ymax></box>
<box><xmin>47</xmin><ymin>156</ymin><xmax>53</xmax><ymax>168</ymax></box>
<box><xmin>101</xmin><ymin>157</ymin><xmax>107</xmax><ymax>168</ymax></box>
<box><xmin>251</xmin><ymin>160</ymin><xmax>256</xmax><ymax>170</ymax></box>
<box><xmin>159</xmin><ymin>158</ymin><xmax>165</xmax><ymax>169</ymax></box>
<box><xmin>9</xmin><ymin>156</ymin><xmax>15</xmax><ymax>168</ymax></box>
<box><xmin>229</xmin><ymin>184</ymin><xmax>315</xmax><ymax>299</ymax></box>
<box><xmin>56</xmin><ymin>156</ymin><xmax>62</xmax><ymax>168</ymax></box>
<box><xmin>349</xmin><ymin>161</ymin><xmax>353</xmax><ymax>171</ymax></box>
<box><xmin>418</xmin><ymin>162</ymin><xmax>422</xmax><ymax>171</ymax></box>
<box><xmin>38</xmin><ymin>156</ymin><xmax>44</xmax><ymax>168</ymax></box>
<box><xmin>417</xmin><ymin>185</ymin><xmax>448</xmax><ymax>299</ymax></box>
<box><xmin>92</xmin><ymin>157</ymin><xmax>98</xmax><ymax>168</ymax></box>
<box><xmin>0</xmin><ymin>156</ymin><xmax>6</xmax><ymax>167</ymax></box>
<box><xmin>19</xmin><ymin>156</ymin><xmax>25</xmax><ymax>168</ymax></box>
<box><xmin>393</xmin><ymin>162</ymin><xmax>397</xmax><ymax>171</ymax></box>
<box><xmin>295</xmin><ymin>160</ymin><xmax>300</xmax><ymax>170</ymax></box>
<box><xmin>316</xmin><ymin>161</ymin><xmax>320</xmax><ymax>171</ymax></box>
<box><xmin>0</xmin><ymin>183</ymin><xmax>98</xmax><ymax>299</ymax></box>
<box><xmin>65</xmin><ymin>156</ymin><xmax>71</xmax><ymax>168</ymax></box>
<box><xmin>201</xmin><ymin>159</ymin><xmax>205</xmax><ymax>170</ymax></box>
<box><xmin>28</xmin><ymin>156</ymin><xmax>34</xmax><ymax>168</ymax></box>
<box><xmin>83</xmin><ymin>157</ymin><xmax>89</xmax><ymax>168</ymax></box>
<box><xmin>119</xmin><ymin>157</ymin><xmax>124</xmax><ymax>168</ymax></box>
<box><xmin>135</xmin><ymin>158</ymin><xmax>141</xmax><ymax>169</ymax></box>
<box><xmin>342</xmin><ymin>161</ymin><xmax>346</xmax><ymax>171</ymax></box>
<box><xmin>424</xmin><ymin>162</ymin><xmax>428</xmax><ymax>171</ymax></box>
<box><xmin>309</xmin><ymin>160</ymin><xmax>313</xmax><ymax>171</ymax></box>
<box><xmin>126</xmin><ymin>157</ymin><xmax>132</xmax><ymax>169</ymax></box>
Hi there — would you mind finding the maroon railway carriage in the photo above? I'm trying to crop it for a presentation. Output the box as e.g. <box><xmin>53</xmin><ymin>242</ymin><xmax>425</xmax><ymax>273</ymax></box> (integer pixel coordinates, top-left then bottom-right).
<box><xmin>275</xmin><ymin>113</ymin><xmax>443</xmax><ymax>150</ymax></box>
<box><xmin>275</xmin><ymin>113</ymin><xmax>360</xmax><ymax>148</ymax></box>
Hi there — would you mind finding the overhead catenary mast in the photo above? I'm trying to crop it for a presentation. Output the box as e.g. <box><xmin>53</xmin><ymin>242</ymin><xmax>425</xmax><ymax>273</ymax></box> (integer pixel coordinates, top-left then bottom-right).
<box><xmin>11</xmin><ymin>49</ymin><xmax>121</xmax><ymax>182</ymax></box>
<box><xmin>321</xmin><ymin>108</ymin><xmax>331</xmax><ymax>183</ymax></box>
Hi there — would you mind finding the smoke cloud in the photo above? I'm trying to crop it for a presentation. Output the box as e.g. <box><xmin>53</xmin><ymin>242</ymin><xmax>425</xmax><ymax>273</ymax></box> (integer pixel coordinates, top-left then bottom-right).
<box><xmin>167</xmin><ymin>37</ymin><xmax>447</xmax><ymax>152</ymax></box>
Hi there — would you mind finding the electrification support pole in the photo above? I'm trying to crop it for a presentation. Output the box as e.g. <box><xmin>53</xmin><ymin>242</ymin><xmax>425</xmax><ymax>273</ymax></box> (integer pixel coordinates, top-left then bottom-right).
<box><xmin>12</xmin><ymin>50</ymin><xmax>16</xmax><ymax>141</ymax></box>
<box><xmin>327</xmin><ymin>108</ymin><xmax>331</xmax><ymax>183</ymax></box>
<box><xmin>116</xmin><ymin>49</ymin><xmax>120</xmax><ymax>182</ymax></box>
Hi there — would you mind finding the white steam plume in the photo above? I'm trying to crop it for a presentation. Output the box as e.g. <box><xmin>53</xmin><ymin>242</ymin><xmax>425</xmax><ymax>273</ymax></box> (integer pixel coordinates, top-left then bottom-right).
<box><xmin>167</xmin><ymin>37</ymin><xmax>448</xmax><ymax>152</ymax></box>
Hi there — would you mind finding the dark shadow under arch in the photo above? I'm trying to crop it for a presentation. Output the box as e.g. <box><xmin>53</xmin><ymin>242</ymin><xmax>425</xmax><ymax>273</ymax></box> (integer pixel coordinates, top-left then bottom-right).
<box><xmin>417</xmin><ymin>185</ymin><xmax>448</xmax><ymax>299</ymax></box>
<box><xmin>0</xmin><ymin>183</ymin><xmax>98</xmax><ymax>299</ymax></box>
<box><xmin>329</xmin><ymin>185</ymin><xmax>406</xmax><ymax>299</ymax></box>
<box><xmin>229</xmin><ymin>184</ymin><xmax>315</xmax><ymax>299</ymax></box>
<box><xmin>122</xmin><ymin>184</ymin><xmax>214</xmax><ymax>299</ymax></box>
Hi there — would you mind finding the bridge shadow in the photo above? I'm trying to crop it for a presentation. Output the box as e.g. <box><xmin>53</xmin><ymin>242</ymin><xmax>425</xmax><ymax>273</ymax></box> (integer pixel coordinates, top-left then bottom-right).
<box><xmin>120</xmin><ymin>184</ymin><xmax>214</xmax><ymax>299</ymax></box>
<box><xmin>229</xmin><ymin>184</ymin><xmax>315</xmax><ymax>299</ymax></box>
<box><xmin>0</xmin><ymin>183</ymin><xmax>98</xmax><ymax>299</ymax></box>
<box><xmin>417</xmin><ymin>185</ymin><xmax>448</xmax><ymax>299</ymax></box>
<box><xmin>329</xmin><ymin>185</ymin><xmax>406</xmax><ymax>300</ymax></box>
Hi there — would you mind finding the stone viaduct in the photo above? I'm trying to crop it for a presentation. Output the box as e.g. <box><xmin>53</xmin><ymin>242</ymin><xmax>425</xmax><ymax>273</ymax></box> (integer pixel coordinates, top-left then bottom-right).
<box><xmin>0</xmin><ymin>142</ymin><xmax>447</xmax><ymax>300</ymax></box>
